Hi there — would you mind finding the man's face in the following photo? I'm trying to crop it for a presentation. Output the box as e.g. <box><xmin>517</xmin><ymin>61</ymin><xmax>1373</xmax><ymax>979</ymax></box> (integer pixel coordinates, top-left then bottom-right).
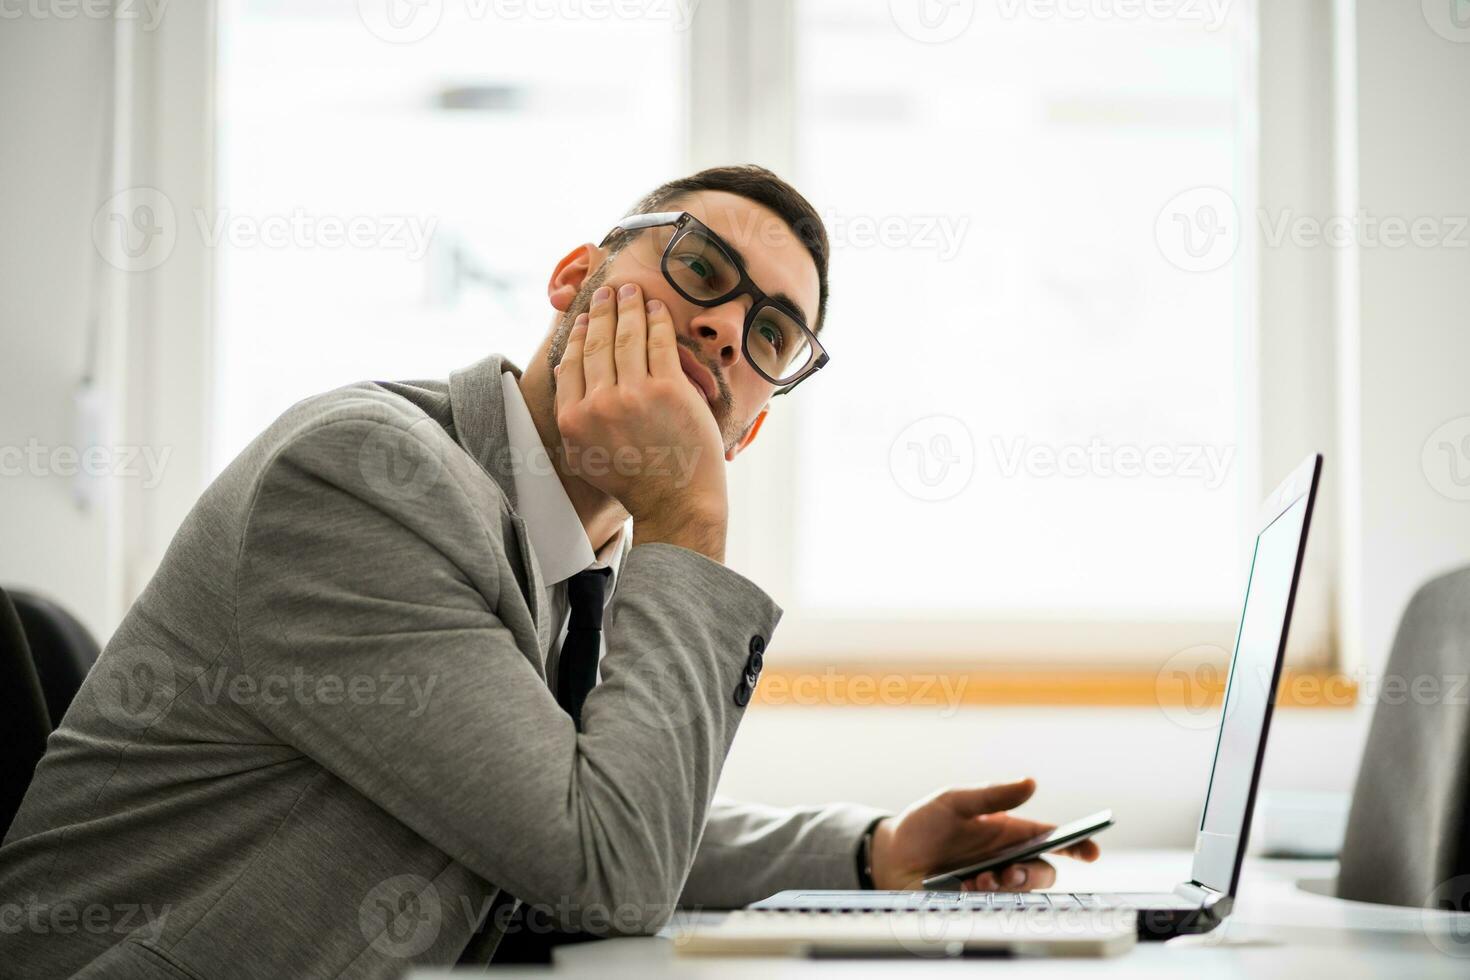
<box><xmin>548</xmin><ymin>190</ymin><xmax>822</xmax><ymax>454</ymax></box>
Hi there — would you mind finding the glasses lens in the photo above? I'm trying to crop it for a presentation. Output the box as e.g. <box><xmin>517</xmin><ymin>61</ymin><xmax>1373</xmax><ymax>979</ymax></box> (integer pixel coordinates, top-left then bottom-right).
<box><xmin>665</xmin><ymin>229</ymin><xmax>742</xmax><ymax>301</ymax></box>
<box><xmin>746</xmin><ymin>303</ymin><xmax>814</xmax><ymax>384</ymax></box>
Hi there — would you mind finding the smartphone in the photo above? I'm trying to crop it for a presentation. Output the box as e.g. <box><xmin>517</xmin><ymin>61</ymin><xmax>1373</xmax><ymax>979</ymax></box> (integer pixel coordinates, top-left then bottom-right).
<box><xmin>920</xmin><ymin>809</ymin><xmax>1114</xmax><ymax>891</ymax></box>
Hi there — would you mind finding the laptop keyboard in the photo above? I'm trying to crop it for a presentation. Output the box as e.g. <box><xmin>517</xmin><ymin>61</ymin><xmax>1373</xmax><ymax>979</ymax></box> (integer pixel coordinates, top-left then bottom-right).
<box><xmin>958</xmin><ymin>892</ymin><xmax>1105</xmax><ymax>910</ymax></box>
<box><xmin>754</xmin><ymin>890</ymin><xmax>1193</xmax><ymax>913</ymax></box>
<box><xmin>770</xmin><ymin>893</ymin><xmax>1111</xmax><ymax>916</ymax></box>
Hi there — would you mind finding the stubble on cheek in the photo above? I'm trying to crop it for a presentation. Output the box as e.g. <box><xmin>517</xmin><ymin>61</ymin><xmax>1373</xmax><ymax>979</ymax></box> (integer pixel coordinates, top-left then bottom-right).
<box><xmin>546</xmin><ymin>264</ymin><xmax>612</xmax><ymax>392</ymax></box>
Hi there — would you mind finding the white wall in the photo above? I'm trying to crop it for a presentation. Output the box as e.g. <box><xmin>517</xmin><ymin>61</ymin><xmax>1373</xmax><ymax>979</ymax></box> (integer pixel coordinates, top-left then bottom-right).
<box><xmin>718</xmin><ymin>704</ymin><xmax>1371</xmax><ymax>850</ymax></box>
<box><xmin>1339</xmin><ymin>0</ymin><xmax>1470</xmax><ymax>677</ymax></box>
<box><xmin>0</xmin><ymin>7</ymin><xmax>215</xmax><ymax>644</ymax></box>
<box><xmin>0</xmin><ymin>15</ymin><xmax>119</xmax><ymax>643</ymax></box>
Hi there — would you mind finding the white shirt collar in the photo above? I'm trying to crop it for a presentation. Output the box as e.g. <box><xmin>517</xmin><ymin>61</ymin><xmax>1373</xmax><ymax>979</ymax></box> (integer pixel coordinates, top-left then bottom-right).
<box><xmin>500</xmin><ymin>371</ymin><xmax>623</xmax><ymax>588</ymax></box>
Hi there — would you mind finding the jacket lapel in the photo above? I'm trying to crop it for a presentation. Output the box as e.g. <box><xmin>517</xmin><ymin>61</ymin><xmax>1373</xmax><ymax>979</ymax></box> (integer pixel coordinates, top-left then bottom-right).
<box><xmin>447</xmin><ymin>356</ymin><xmax>550</xmax><ymax>644</ymax></box>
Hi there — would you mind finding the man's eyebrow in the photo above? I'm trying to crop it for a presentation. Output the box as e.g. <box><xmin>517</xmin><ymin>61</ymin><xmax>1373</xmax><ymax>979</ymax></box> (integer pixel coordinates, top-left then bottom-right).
<box><xmin>718</xmin><ymin>234</ymin><xmax>813</xmax><ymax>329</ymax></box>
<box><xmin>768</xmin><ymin>292</ymin><xmax>811</xmax><ymax>329</ymax></box>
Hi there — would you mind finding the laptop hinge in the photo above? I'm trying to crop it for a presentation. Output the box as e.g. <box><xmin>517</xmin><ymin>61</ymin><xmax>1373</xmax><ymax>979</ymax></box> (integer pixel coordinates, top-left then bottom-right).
<box><xmin>1175</xmin><ymin>881</ymin><xmax>1222</xmax><ymax>904</ymax></box>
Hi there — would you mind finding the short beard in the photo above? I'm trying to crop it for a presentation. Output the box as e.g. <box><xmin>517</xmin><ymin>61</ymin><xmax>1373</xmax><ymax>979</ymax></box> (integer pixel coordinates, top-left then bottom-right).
<box><xmin>545</xmin><ymin>262</ymin><xmax>743</xmax><ymax>451</ymax></box>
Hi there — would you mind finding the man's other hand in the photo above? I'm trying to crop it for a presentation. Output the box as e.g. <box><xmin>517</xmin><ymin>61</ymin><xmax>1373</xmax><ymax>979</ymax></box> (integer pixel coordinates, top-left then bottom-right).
<box><xmin>868</xmin><ymin>778</ymin><xmax>1101</xmax><ymax>891</ymax></box>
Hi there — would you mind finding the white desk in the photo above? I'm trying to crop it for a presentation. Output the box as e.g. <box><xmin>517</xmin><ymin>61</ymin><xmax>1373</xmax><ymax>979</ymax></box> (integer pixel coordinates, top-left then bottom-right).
<box><xmin>411</xmin><ymin>851</ymin><xmax>1470</xmax><ymax>978</ymax></box>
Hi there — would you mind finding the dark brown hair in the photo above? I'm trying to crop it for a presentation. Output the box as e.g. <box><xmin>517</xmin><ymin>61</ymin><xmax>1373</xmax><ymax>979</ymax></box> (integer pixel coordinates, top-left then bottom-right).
<box><xmin>608</xmin><ymin>164</ymin><xmax>830</xmax><ymax>333</ymax></box>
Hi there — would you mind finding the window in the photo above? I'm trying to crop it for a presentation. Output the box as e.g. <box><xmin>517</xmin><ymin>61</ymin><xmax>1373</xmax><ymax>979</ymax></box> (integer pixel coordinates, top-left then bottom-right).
<box><xmin>724</xmin><ymin>0</ymin><xmax>1256</xmax><ymax>660</ymax></box>
<box><xmin>212</xmin><ymin>0</ymin><xmax>1265</xmax><ymax>664</ymax></box>
<box><xmin>212</xmin><ymin>0</ymin><xmax>686</xmax><ymax>470</ymax></box>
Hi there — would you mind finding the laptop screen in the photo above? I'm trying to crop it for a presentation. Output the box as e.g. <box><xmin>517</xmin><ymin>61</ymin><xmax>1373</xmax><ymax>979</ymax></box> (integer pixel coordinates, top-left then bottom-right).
<box><xmin>1190</xmin><ymin>492</ymin><xmax>1310</xmax><ymax>894</ymax></box>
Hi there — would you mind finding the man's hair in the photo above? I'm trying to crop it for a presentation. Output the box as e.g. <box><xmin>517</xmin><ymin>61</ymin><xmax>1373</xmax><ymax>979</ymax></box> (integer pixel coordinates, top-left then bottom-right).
<box><xmin>607</xmin><ymin>164</ymin><xmax>830</xmax><ymax>333</ymax></box>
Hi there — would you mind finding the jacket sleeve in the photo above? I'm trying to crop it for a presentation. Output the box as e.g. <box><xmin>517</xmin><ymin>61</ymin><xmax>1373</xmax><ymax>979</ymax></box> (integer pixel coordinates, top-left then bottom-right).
<box><xmin>680</xmin><ymin>800</ymin><xmax>890</xmax><ymax>908</ymax></box>
<box><xmin>232</xmin><ymin>401</ymin><xmax>780</xmax><ymax>934</ymax></box>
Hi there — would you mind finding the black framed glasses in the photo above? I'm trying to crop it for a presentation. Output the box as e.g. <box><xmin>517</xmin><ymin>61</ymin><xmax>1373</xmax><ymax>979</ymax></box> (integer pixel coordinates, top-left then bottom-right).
<box><xmin>599</xmin><ymin>211</ymin><xmax>829</xmax><ymax>394</ymax></box>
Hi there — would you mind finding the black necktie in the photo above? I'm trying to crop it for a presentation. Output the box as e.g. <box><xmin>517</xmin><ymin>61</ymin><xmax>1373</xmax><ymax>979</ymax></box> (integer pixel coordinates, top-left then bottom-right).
<box><xmin>556</xmin><ymin>567</ymin><xmax>611</xmax><ymax>731</ymax></box>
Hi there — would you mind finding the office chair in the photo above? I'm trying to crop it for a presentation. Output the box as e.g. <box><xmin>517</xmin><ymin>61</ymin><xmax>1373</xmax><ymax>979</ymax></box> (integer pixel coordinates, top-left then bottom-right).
<box><xmin>1</xmin><ymin>586</ymin><xmax>52</xmax><ymax>840</ymax></box>
<box><xmin>1338</xmin><ymin>565</ymin><xmax>1470</xmax><ymax>909</ymax></box>
<box><xmin>10</xmin><ymin>588</ymin><xmax>100</xmax><ymax>730</ymax></box>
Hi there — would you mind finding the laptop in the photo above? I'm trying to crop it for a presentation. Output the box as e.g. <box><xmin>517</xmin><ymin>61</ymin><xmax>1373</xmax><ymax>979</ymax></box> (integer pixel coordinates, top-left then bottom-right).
<box><xmin>681</xmin><ymin>453</ymin><xmax>1322</xmax><ymax>955</ymax></box>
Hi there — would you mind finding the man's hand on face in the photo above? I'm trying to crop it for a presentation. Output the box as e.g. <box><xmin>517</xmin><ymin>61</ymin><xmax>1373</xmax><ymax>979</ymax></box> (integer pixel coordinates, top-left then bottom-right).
<box><xmin>555</xmin><ymin>281</ymin><xmax>730</xmax><ymax>562</ymax></box>
<box><xmin>868</xmin><ymin>778</ymin><xmax>1101</xmax><ymax>892</ymax></box>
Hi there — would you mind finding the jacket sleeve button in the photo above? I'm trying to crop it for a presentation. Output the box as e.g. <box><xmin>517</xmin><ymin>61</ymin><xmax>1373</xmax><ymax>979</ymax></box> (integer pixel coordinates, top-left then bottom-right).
<box><xmin>749</xmin><ymin>635</ymin><xmax>765</xmax><ymax>656</ymax></box>
<box><xmin>733</xmin><ymin>681</ymin><xmax>753</xmax><ymax>707</ymax></box>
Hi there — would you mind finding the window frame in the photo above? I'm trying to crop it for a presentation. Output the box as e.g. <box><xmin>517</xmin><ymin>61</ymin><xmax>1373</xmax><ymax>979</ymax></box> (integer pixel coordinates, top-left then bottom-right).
<box><xmin>129</xmin><ymin>0</ymin><xmax>1337</xmax><ymax>674</ymax></box>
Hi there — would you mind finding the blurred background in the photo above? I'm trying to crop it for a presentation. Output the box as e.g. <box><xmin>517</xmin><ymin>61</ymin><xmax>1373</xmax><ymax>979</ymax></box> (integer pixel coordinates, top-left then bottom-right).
<box><xmin>3</xmin><ymin>0</ymin><xmax>1468</xmax><ymax>859</ymax></box>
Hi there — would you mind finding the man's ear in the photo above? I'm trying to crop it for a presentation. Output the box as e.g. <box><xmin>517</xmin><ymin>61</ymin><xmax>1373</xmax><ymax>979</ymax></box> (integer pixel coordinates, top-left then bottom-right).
<box><xmin>726</xmin><ymin>407</ymin><xmax>769</xmax><ymax>462</ymax></box>
<box><xmin>548</xmin><ymin>243</ymin><xmax>601</xmax><ymax>312</ymax></box>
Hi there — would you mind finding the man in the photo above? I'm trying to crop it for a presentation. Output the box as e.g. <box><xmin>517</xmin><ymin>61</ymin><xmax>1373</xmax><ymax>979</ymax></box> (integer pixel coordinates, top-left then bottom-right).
<box><xmin>0</xmin><ymin>166</ymin><xmax>1096</xmax><ymax>978</ymax></box>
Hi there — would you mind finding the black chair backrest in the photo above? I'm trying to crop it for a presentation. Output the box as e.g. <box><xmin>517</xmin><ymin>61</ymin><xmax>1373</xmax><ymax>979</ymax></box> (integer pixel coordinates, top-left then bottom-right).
<box><xmin>10</xmin><ymin>588</ymin><xmax>100</xmax><ymax>729</ymax></box>
<box><xmin>1339</xmin><ymin>565</ymin><xmax>1470</xmax><ymax>909</ymax></box>
<box><xmin>0</xmin><ymin>585</ymin><xmax>52</xmax><ymax>841</ymax></box>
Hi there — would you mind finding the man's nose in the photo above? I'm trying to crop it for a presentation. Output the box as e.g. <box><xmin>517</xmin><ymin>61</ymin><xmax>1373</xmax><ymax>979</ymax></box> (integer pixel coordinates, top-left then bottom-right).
<box><xmin>689</xmin><ymin>300</ymin><xmax>747</xmax><ymax>369</ymax></box>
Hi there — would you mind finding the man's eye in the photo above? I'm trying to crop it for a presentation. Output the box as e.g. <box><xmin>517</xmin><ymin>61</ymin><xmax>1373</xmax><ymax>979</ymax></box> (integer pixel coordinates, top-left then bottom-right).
<box><xmin>757</xmin><ymin>322</ymin><xmax>784</xmax><ymax>351</ymax></box>
<box><xmin>679</xmin><ymin>256</ymin><xmax>712</xmax><ymax>279</ymax></box>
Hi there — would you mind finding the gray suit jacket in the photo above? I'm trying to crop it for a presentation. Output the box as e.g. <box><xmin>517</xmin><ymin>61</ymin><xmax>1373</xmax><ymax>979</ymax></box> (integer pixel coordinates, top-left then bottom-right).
<box><xmin>0</xmin><ymin>356</ymin><xmax>884</xmax><ymax>979</ymax></box>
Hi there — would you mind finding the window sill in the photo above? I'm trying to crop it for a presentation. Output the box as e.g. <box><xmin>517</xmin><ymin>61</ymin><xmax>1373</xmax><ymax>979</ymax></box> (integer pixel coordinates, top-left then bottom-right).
<box><xmin>748</xmin><ymin>665</ymin><xmax>1358</xmax><ymax>710</ymax></box>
